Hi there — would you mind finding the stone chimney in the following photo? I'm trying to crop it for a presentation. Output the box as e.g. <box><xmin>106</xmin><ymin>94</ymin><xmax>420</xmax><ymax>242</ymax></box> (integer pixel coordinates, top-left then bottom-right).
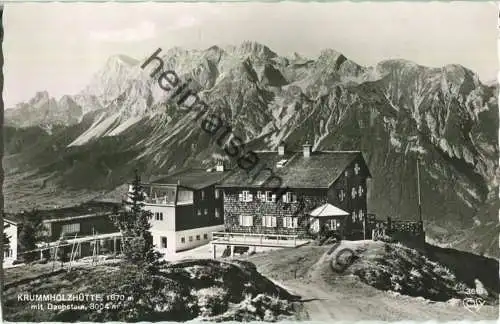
<box><xmin>278</xmin><ymin>141</ymin><xmax>286</xmax><ymax>156</ymax></box>
<box><xmin>303</xmin><ymin>142</ymin><xmax>312</xmax><ymax>158</ymax></box>
<box><xmin>216</xmin><ymin>160</ymin><xmax>225</xmax><ymax>172</ymax></box>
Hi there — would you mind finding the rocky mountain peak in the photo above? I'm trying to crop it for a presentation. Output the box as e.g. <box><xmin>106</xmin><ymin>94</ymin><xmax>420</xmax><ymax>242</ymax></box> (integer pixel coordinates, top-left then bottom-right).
<box><xmin>236</xmin><ymin>41</ymin><xmax>278</xmax><ymax>60</ymax></box>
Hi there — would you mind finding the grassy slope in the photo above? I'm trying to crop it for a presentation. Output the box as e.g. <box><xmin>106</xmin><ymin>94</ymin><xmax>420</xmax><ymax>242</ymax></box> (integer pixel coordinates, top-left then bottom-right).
<box><xmin>246</xmin><ymin>241</ymin><xmax>499</xmax><ymax>321</ymax></box>
<box><xmin>3</xmin><ymin>259</ymin><xmax>303</xmax><ymax>322</ymax></box>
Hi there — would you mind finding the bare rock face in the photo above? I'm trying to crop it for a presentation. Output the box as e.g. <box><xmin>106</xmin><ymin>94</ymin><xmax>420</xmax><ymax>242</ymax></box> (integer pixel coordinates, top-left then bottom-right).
<box><xmin>4</xmin><ymin>42</ymin><xmax>498</xmax><ymax>256</ymax></box>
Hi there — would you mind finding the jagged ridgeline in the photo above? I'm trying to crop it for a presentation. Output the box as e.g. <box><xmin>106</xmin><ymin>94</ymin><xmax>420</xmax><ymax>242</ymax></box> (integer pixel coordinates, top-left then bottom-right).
<box><xmin>4</xmin><ymin>42</ymin><xmax>499</xmax><ymax>256</ymax></box>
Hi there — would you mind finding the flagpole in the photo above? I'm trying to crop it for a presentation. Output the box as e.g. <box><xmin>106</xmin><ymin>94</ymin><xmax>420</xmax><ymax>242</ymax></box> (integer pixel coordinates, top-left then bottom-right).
<box><xmin>417</xmin><ymin>158</ymin><xmax>423</xmax><ymax>224</ymax></box>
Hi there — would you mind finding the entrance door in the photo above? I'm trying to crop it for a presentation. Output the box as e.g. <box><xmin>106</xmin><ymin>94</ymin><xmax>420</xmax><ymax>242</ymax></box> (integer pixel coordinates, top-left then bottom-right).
<box><xmin>160</xmin><ymin>236</ymin><xmax>168</xmax><ymax>249</ymax></box>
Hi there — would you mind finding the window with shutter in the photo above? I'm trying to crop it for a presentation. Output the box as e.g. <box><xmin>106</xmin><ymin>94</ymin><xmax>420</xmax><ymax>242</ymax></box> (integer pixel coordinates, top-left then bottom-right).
<box><xmin>215</xmin><ymin>189</ymin><xmax>220</xmax><ymax>199</ymax></box>
<box><xmin>240</xmin><ymin>215</ymin><xmax>253</xmax><ymax>226</ymax></box>
<box><xmin>293</xmin><ymin>217</ymin><xmax>298</xmax><ymax>228</ymax></box>
<box><xmin>271</xmin><ymin>194</ymin><xmax>277</xmax><ymax>202</ymax></box>
<box><xmin>338</xmin><ymin>189</ymin><xmax>346</xmax><ymax>202</ymax></box>
<box><xmin>266</xmin><ymin>191</ymin><xmax>273</xmax><ymax>202</ymax></box>
<box><xmin>263</xmin><ymin>216</ymin><xmax>277</xmax><ymax>227</ymax></box>
<box><xmin>238</xmin><ymin>193</ymin><xmax>244</xmax><ymax>201</ymax></box>
<box><xmin>247</xmin><ymin>193</ymin><xmax>253</xmax><ymax>202</ymax></box>
<box><xmin>351</xmin><ymin>187</ymin><xmax>357</xmax><ymax>199</ymax></box>
<box><xmin>352</xmin><ymin>211</ymin><xmax>357</xmax><ymax>223</ymax></box>
<box><xmin>358</xmin><ymin>185</ymin><xmax>364</xmax><ymax>197</ymax></box>
<box><xmin>283</xmin><ymin>192</ymin><xmax>293</xmax><ymax>203</ymax></box>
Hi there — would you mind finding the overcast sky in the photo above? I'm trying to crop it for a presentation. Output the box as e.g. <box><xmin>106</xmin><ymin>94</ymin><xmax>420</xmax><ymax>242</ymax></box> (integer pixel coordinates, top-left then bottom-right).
<box><xmin>4</xmin><ymin>1</ymin><xmax>498</xmax><ymax>108</ymax></box>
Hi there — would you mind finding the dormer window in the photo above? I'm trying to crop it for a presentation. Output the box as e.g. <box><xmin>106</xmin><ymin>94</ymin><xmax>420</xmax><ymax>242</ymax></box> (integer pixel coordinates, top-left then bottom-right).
<box><xmin>276</xmin><ymin>159</ymin><xmax>288</xmax><ymax>168</ymax></box>
<box><xmin>354</xmin><ymin>163</ymin><xmax>361</xmax><ymax>175</ymax></box>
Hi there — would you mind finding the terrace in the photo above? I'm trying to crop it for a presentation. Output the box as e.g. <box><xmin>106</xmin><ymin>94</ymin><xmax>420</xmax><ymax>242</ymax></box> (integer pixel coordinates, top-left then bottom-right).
<box><xmin>210</xmin><ymin>232</ymin><xmax>310</xmax><ymax>259</ymax></box>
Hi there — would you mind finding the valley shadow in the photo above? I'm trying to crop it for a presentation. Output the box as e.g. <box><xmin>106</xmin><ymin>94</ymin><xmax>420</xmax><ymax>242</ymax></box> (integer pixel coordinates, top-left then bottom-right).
<box><xmin>424</xmin><ymin>243</ymin><xmax>500</xmax><ymax>300</ymax></box>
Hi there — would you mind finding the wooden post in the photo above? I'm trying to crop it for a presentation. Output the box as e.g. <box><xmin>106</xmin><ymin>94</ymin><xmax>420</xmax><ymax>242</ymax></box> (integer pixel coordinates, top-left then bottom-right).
<box><xmin>230</xmin><ymin>245</ymin><xmax>234</xmax><ymax>259</ymax></box>
<box><xmin>293</xmin><ymin>236</ymin><xmax>297</xmax><ymax>247</ymax></box>
<box><xmin>213</xmin><ymin>244</ymin><xmax>216</xmax><ymax>259</ymax></box>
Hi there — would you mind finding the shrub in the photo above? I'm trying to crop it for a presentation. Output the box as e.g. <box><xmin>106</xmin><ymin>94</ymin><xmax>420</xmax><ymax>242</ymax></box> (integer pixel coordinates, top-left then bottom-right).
<box><xmin>194</xmin><ymin>286</ymin><xmax>229</xmax><ymax>317</ymax></box>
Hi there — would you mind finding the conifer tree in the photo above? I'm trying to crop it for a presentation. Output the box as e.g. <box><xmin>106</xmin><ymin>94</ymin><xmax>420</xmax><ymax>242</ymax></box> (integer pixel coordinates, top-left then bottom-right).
<box><xmin>118</xmin><ymin>169</ymin><xmax>162</xmax><ymax>271</ymax></box>
<box><xmin>18</xmin><ymin>209</ymin><xmax>47</xmax><ymax>262</ymax></box>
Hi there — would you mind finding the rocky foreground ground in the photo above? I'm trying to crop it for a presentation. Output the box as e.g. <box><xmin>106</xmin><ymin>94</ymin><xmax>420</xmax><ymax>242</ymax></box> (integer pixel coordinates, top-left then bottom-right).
<box><xmin>3</xmin><ymin>240</ymin><xmax>499</xmax><ymax>322</ymax></box>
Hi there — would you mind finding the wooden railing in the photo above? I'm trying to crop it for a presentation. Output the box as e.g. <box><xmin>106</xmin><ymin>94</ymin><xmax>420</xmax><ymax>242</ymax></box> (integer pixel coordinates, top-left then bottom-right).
<box><xmin>212</xmin><ymin>232</ymin><xmax>300</xmax><ymax>247</ymax></box>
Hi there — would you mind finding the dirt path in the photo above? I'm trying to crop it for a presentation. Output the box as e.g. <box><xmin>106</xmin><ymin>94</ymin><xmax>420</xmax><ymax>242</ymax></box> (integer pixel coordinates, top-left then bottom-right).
<box><xmin>249</xmin><ymin>242</ymin><xmax>499</xmax><ymax>321</ymax></box>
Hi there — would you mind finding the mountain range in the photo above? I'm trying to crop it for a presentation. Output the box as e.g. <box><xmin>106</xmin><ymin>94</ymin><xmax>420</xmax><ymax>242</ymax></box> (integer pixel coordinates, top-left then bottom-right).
<box><xmin>4</xmin><ymin>41</ymin><xmax>499</xmax><ymax>257</ymax></box>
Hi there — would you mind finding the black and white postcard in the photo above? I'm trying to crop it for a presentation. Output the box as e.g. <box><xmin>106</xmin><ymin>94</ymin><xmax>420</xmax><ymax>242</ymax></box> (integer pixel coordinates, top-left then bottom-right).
<box><xmin>1</xmin><ymin>2</ymin><xmax>498</xmax><ymax>322</ymax></box>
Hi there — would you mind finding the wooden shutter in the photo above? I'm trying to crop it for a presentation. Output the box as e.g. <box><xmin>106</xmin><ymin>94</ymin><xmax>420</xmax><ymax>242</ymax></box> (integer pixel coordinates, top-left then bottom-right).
<box><xmin>293</xmin><ymin>217</ymin><xmax>298</xmax><ymax>228</ymax></box>
<box><xmin>271</xmin><ymin>216</ymin><xmax>277</xmax><ymax>227</ymax></box>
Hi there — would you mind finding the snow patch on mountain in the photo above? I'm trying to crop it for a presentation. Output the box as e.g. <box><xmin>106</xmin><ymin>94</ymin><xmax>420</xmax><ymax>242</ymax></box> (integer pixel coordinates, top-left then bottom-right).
<box><xmin>68</xmin><ymin>112</ymin><xmax>120</xmax><ymax>147</ymax></box>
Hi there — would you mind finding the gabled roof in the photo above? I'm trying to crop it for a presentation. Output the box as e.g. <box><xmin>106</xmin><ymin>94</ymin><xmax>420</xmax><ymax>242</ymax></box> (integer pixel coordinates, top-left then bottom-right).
<box><xmin>4</xmin><ymin>201</ymin><xmax>120</xmax><ymax>223</ymax></box>
<box><xmin>218</xmin><ymin>150</ymin><xmax>368</xmax><ymax>188</ymax></box>
<box><xmin>4</xmin><ymin>217</ymin><xmax>20</xmax><ymax>226</ymax></box>
<box><xmin>151</xmin><ymin>168</ymin><xmax>230</xmax><ymax>190</ymax></box>
<box><xmin>309</xmin><ymin>203</ymin><xmax>349</xmax><ymax>217</ymax></box>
